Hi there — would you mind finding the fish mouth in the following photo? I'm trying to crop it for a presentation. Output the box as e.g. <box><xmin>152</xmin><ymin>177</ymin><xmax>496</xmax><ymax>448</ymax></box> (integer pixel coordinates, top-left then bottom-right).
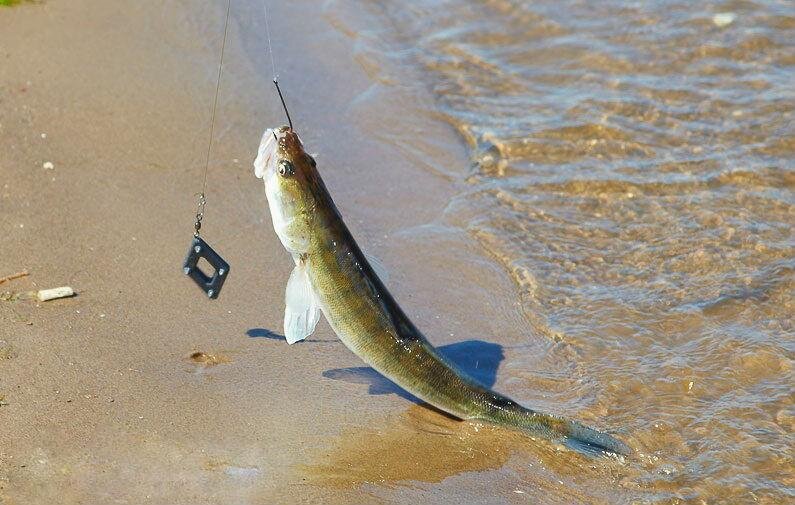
<box><xmin>254</xmin><ymin>128</ymin><xmax>278</xmax><ymax>179</ymax></box>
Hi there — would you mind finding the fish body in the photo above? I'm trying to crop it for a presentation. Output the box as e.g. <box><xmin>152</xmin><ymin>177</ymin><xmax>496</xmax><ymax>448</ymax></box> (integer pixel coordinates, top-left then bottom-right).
<box><xmin>255</xmin><ymin>126</ymin><xmax>630</xmax><ymax>456</ymax></box>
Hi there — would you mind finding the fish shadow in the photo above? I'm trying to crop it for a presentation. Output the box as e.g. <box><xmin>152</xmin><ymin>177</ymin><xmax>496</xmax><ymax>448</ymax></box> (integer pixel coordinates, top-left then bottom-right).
<box><xmin>246</xmin><ymin>327</ymin><xmax>337</xmax><ymax>343</ymax></box>
<box><xmin>246</xmin><ymin>328</ymin><xmax>285</xmax><ymax>340</ymax></box>
<box><xmin>323</xmin><ymin>339</ymin><xmax>504</xmax><ymax>404</ymax></box>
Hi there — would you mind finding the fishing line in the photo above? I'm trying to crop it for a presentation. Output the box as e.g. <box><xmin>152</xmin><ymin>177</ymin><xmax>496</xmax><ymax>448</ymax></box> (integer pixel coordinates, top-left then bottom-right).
<box><xmin>182</xmin><ymin>0</ymin><xmax>232</xmax><ymax>300</ymax></box>
<box><xmin>264</xmin><ymin>1</ymin><xmax>294</xmax><ymax>130</ymax></box>
<box><xmin>196</xmin><ymin>0</ymin><xmax>232</xmax><ymax>233</ymax></box>
<box><xmin>263</xmin><ymin>1</ymin><xmax>277</xmax><ymax>82</ymax></box>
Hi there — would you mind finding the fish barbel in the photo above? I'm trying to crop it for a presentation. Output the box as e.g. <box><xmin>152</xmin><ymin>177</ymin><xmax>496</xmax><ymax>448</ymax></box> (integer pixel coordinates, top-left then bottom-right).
<box><xmin>254</xmin><ymin>126</ymin><xmax>630</xmax><ymax>456</ymax></box>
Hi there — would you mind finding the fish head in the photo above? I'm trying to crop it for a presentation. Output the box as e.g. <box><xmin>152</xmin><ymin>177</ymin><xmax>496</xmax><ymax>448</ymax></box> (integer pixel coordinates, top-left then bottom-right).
<box><xmin>254</xmin><ymin>126</ymin><xmax>319</xmax><ymax>254</ymax></box>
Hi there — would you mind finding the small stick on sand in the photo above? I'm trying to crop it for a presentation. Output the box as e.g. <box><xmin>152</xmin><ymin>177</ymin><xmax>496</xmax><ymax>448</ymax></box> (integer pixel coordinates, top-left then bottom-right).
<box><xmin>37</xmin><ymin>287</ymin><xmax>75</xmax><ymax>302</ymax></box>
<box><xmin>0</xmin><ymin>270</ymin><xmax>29</xmax><ymax>286</ymax></box>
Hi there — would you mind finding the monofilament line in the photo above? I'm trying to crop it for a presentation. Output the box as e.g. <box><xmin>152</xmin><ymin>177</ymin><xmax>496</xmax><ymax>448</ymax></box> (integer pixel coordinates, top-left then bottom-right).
<box><xmin>200</xmin><ymin>0</ymin><xmax>232</xmax><ymax>200</ymax></box>
<box><xmin>263</xmin><ymin>2</ymin><xmax>293</xmax><ymax>130</ymax></box>
<box><xmin>263</xmin><ymin>1</ymin><xmax>277</xmax><ymax>81</ymax></box>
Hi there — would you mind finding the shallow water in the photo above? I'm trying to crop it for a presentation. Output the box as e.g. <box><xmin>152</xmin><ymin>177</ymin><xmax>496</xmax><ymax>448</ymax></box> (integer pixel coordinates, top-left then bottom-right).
<box><xmin>315</xmin><ymin>1</ymin><xmax>794</xmax><ymax>503</ymax></box>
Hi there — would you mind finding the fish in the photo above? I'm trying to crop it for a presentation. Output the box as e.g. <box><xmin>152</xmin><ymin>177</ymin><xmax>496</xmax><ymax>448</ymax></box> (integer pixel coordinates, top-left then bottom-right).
<box><xmin>254</xmin><ymin>126</ymin><xmax>630</xmax><ymax>456</ymax></box>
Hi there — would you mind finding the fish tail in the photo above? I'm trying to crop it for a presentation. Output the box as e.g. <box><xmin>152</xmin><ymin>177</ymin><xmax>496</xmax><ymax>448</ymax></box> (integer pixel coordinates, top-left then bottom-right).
<box><xmin>554</xmin><ymin>416</ymin><xmax>631</xmax><ymax>456</ymax></box>
<box><xmin>489</xmin><ymin>405</ymin><xmax>631</xmax><ymax>456</ymax></box>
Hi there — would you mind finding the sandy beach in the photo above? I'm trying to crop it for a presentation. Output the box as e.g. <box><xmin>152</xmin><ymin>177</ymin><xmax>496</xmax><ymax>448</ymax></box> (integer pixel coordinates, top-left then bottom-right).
<box><xmin>2</xmin><ymin>1</ymin><xmax>793</xmax><ymax>504</ymax></box>
<box><xmin>0</xmin><ymin>1</ymin><xmax>518</xmax><ymax>503</ymax></box>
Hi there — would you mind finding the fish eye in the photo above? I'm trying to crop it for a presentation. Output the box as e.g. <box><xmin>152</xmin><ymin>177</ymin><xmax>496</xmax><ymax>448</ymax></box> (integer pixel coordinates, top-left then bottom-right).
<box><xmin>277</xmin><ymin>159</ymin><xmax>295</xmax><ymax>177</ymax></box>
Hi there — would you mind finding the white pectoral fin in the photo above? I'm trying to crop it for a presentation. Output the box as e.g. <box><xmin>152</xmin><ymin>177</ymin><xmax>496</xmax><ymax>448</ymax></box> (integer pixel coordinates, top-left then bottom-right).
<box><xmin>283</xmin><ymin>261</ymin><xmax>320</xmax><ymax>344</ymax></box>
<box><xmin>364</xmin><ymin>250</ymin><xmax>389</xmax><ymax>284</ymax></box>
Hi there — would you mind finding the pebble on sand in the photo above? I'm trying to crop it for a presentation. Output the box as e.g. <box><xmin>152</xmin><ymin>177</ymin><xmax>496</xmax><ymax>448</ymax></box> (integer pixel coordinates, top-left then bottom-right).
<box><xmin>42</xmin><ymin>161</ymin><xmax>54</xmax><ymax>170</ymax></box>
<box><xmin>712</xmin><ymin>12</ymin><xmax>736</xmax><ymax>27</ymax></box>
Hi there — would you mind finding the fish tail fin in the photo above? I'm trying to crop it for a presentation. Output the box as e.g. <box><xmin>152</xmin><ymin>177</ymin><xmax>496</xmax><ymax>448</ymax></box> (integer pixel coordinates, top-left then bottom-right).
<box><xmin>492</xmin><ymin>405</ymin><xmax>631</xmax><ymax>456</ymax></box>
<box><xmin>555</xmin><ymin>416</ymin><xmax>631</xmax><ymax>456</ymax></box>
